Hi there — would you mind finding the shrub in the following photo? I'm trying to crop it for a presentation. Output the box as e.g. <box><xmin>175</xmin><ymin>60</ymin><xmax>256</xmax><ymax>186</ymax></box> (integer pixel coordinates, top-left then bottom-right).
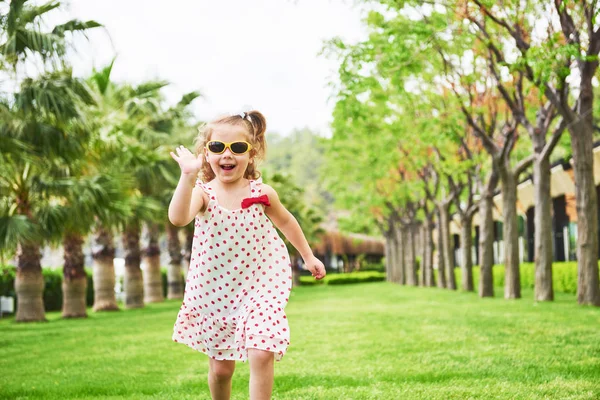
<box><xmin>299</xmin><ymin>271</ymin><xmax>385</xmax><ymax>286</ymax></box>
<box><xmin>0</xmin><ymin>265</ymin><xmax>16</xmax><ymax>298</ymax></box>
<box><xmin>0</xmin><ymin>265</ymin><xmax>94</xmax><ymax>312</ymax></box>
<box><xmin>444</xmin><ymin>262</ymin><xmax>578</xmax><ymax>294</ymax></box>
<box><xmin>359</xmin><ymin>260</ymin><xmax>385</xmax><ymax>272</ymax></box>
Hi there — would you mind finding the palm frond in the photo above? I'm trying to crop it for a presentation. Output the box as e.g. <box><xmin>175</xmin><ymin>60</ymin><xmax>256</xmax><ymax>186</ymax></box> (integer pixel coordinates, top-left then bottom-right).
<box><xmin>134</xmin><ymin>80</ymin><xmax>169</xmax><ymax>98</ymax></box>
<box><xmin>89</xmin><ymin>57</ymin><xmax>116</xmax><ymax>95</ymax></box>
<box><xmin>0</xmin><ymin>214</ymin><xmax>36</xmax><ymax>255</ymax></box>
<box><xmin>6</xmin><ymin>0</ymin><xmax>26</xmax><ymax>35</ymax></box>
<box><xmin>177</xmin><ymin>91</ymin><xmax>202</xmax><ymax>108</ymax></box>
<box><xmin>21</xmin><ymin>1</ymin><xmax>61</xmax><ymax>25</ymax></box>
<box><xmin>52</xmin><ymin>19</ymin><xmax>102</xmax><ymax>37</ymax></box>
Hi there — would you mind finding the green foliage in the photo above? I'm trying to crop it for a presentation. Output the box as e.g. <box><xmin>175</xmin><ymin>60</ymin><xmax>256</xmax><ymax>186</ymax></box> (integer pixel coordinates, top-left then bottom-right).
<box><xmin>0</xmin><ymin>265</ymin><xmax>16</xmax><ymax>299</ymax></box>
<box><xmin>262</xmin><ymin>128</ymin><xmax>330</xmax><ymax>210</ymax></box>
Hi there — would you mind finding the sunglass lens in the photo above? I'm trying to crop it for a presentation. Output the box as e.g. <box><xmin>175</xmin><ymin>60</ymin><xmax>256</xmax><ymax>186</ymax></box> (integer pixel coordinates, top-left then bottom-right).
<box><xmin>208</xmin><ymin>141</ymin><xmax>225</xmax><ymax>153</ymax></box>
<box><xmin>230</xmin><ymin>142</ymin><xmax>249</xmax><ymax>154</ymax></box>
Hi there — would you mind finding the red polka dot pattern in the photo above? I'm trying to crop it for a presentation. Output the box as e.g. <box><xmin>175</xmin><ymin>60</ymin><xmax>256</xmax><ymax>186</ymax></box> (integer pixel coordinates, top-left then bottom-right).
<box><xmin>172</xmin><ymin>178</ymin><xmax>293</xmax><ymax>363</ymax></box>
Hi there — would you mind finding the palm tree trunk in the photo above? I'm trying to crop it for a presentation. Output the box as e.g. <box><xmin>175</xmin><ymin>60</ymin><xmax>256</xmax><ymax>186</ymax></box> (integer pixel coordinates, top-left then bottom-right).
<box><xmin>291</xmin><ymin>255</ymin><xmax>302</xmax><ymax>287</ymax></box>
<box><xmin>533</xmin><ymin>155</ymin><xmax>554</xmax><ymax>301</ymax></box>
<box><xmin>143</xmin><ymin>223</ymin><xmax>163</xmax><ymax>303</ymax></box>
<box><xmin>92</xmin><ymin>225</ymin><xmax>119</xmax><ymax>311</ymax></box>
<box><xmin>14</xmin><ymin>242</ymin><xmax>46</xmax><ymax>322</ymax></box>
<box><xmin>460</xmin><ymin>217</ymin><xmax>474</xmax><ymax>291</ymax></box>
<box><xmin>166</xmin><ymin>222</ymin><xmax>184</xmax><ymax>298</ymax></box>
<box><xmin>500</xmin><ymin>170</ymin><xmax>521</xmax><ymax>299</ymax></box>
<box><xmin>122</xmin><ymin>221</ymin><xmax>144</xmax><ymax>309</ymax></box>
<box><xmin>62</xmin><ymin>232</ymin><xmax>88</xmax><ymax>318</ymax></box>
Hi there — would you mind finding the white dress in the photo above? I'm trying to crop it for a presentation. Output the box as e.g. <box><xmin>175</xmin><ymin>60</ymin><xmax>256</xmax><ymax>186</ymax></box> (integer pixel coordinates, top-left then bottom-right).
<box><xmin>172</xmin><ymin>178</ymin><xmax>292</xmax><ymax>362</ymax></box>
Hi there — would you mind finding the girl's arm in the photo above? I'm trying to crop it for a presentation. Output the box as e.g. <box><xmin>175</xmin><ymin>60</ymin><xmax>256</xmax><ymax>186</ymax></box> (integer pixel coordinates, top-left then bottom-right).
<box><xmin>168</xmin><ymin>145</ymin><xmax>208</xmax><ymax>227</ymax></box>
<box><xmin>168</xmin><ymin>174</ymin><xmax>207</xmax><ymax>226</ymax></box>
<box><xmin>262</xmin><ymin>184</ymin><xmax>326</xmax><ymax>280</ymax></box>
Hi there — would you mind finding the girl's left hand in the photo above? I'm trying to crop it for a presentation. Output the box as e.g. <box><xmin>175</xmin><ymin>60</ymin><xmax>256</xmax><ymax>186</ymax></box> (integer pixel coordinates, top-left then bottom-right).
<box><xmin>303</xmin><ymin>255</ymin><xmax>326</xmax><ymax>280</ymax></box>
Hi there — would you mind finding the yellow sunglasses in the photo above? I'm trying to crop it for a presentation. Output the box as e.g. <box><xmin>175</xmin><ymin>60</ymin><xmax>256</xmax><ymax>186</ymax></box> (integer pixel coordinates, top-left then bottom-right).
<box><xmin>205</xmin><ymin>140</ymin><xmax>253</xmax><ymax>155</ymax></box>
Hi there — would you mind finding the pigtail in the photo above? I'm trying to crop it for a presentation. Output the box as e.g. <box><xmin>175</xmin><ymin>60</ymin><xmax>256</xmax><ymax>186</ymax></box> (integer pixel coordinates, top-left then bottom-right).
<box><xmin>245</xmin><ymin>110</ymin><xmax>267</xmax><ymax>163</ymax></box>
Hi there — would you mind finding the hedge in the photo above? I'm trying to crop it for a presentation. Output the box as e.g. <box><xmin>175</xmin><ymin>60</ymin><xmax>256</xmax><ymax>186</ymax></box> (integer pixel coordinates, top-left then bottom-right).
<box><xmin>299</xmin><ymin>270</ymin><xmax>386</xmax><ymax>286</ymax></box>
<box><xmin>438</xmin><ymin>261</ymin><xmax>578</xmax><ymax>294</ymax></box>
<box><xmin>0</xmin><ymin>265</ymin><xmax>172</xmax><ymax>313</ymax></box>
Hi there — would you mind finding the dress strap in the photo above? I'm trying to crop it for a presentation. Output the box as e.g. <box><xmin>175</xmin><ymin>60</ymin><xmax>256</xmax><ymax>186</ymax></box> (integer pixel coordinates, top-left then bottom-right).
<box><xmin>197</xmin><ymin>180</ymin><xmax>216</xmax><ymax>202</ymax></box>
<box><xmin>250</xmin><ymin>178</ymin><xmax>263</xmax><ymax>197</ymax></box>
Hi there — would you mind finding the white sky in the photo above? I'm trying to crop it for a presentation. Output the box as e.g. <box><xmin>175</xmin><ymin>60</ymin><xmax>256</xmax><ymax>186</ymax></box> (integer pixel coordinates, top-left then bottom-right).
<box><xmin>59</xmin><ymin>0</ymin><xmax>367</xmax><ymax>136</ymax></box>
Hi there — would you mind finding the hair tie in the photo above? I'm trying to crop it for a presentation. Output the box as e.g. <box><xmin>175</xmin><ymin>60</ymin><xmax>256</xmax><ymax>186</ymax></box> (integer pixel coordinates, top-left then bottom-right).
<box><xmin>232</xmin><ymin>105</ymin><xmax>253</xmax><ymax>121</ymax></box>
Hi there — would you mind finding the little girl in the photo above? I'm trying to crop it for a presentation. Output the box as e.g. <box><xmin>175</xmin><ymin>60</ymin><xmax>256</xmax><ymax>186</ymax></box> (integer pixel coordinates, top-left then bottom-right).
<box><xmin>168</xmin><ymin>109</ymin><xmax>326</xmax><ymax>400</ymax></box>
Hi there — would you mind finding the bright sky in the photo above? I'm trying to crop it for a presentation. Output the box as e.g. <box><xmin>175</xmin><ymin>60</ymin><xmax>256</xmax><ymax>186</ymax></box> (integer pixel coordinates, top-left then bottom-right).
<box><xmin>60</xmin><ymin>0</ymin><xmax>367</xmax><ymax>136</ymax></box>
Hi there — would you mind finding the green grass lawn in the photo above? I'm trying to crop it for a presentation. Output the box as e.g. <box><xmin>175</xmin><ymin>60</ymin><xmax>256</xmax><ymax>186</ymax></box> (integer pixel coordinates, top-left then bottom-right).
<box><xmin>1</xmin><ymin>283</ymin><xmax>599</xmax><ymax>400</ymax></box>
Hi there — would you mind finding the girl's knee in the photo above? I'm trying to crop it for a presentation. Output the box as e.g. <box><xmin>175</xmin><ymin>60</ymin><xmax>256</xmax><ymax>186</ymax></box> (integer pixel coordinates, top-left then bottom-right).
<box><xmin>209</xmin><ymin>359</ymin><xmax>235</xmax><ymax>381</ymax></box>
<box><xmin>248</xmin><ymin>348</ymin><xmax>274</xmax><ymax>365</ymax></box>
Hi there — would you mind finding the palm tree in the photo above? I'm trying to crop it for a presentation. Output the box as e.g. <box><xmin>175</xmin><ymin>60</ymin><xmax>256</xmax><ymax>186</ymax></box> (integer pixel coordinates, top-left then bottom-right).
<box><xmin>85</xmin><ymin>60</ymin><xmax>130</xmax><ymax>312</ymax></box>
<box><xmin>1</xmin><ymin>70</ymin><xmax>97</xmax><ymax>322</ymax></box>
<box><xmin>146</xmin><ymin>92</ymin><xmax>202</xmax><ymax>301</ymax></box>
<box><xmin>114</xmin><ymin>80</ymin><xmax>170</xmax><ymax>309</ymax></box>
<box><xmin>60</xmin><ymin>174</ymin><xmax>129</xmax><ymax>318</ymax></box>
<box><xmin>0</xmin><ymin>0</ymin><xmax>101</xmax><ymax>322</ymax></box>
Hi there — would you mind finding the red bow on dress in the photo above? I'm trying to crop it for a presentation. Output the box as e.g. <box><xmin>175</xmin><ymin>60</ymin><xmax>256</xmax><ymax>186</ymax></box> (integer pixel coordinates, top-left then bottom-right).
<box><xmin>241</xmin><ymin>194</ymin><xmax>271</xmax><ymax>209</ymax></box>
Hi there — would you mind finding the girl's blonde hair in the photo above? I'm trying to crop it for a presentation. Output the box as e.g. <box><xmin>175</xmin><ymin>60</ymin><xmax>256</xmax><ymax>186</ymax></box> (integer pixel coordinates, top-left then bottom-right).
<box><xmin>194</xmin><ymin>110</ymin><xmax>267</xmax><ymax>182</ymax></box>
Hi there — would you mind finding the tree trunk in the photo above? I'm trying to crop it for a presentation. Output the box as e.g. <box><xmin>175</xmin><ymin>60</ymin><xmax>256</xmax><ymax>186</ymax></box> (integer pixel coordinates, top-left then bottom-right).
<box><xmin>143</xmin><ymin>223</ymin><xmax>163</xmax><ymax>303</ymax></box>
<box><xmin>394</xmin><ymin>224</ymin><xmax>405</xmax><ymax>284</ymax></box>
<box><xmin>424</xmin><ymin>220</ymin><xmax>435</xmax><ymax>287</ymax></box>
<box><xmin>436</xmin><ymin>210</ymin><xmax>446</xmax><ymax>289</ymax></box>
<box><xmin>420</xmin><ymin>224</ymin><xmax>427</xmax><ymax>287</ymax></box>
<box><xmin>533</xmin><ymin>155</ymin><xmax>554</xmax><ymax>301</ymax></box>
<box><xmin>92</xmin><ymin>225</ymin><xmax>119</xmax><ymax>311</ymax></box>
<box><xmin>166</xmin><ymin>222</ymin><xmax>184</xmax><ymax>299</ymax></box>
<box><xmin>388</xmin><ymin>227</ymin><xmax>398</xmax><ymax>283</ymax></box>
<box><xmin>478</xmin><ymin>183</ymin><xmax>496</xmax><ymax>298</ymax></box>
<box><xmin>14</xmin><ymin>242</ymin><xmax>46</xmax><ymax>322</ymax></box>
<box><xmin>440</xmin><ymin>203</ymin><xmax>456</xmax><ymax>290</ymax></box>
<box><xmin>405</xmin><ymin>225</ymin><xmax>418</xmax><ymax>286</ymax></box>
<box><xmin>500</xmin><ymin>169</ymin><xmax>521</xmax><ymax>299</ymax></box>
<box><xmin>569</xmin><ymin>119</ymin><xmax>600</xmax><ymax>305</ymax></box>
<box><xmin>62</xmin><ymin>232</ymin><xmax>88</xmax><ymax>318</ymax></box>
<box><xmin>122</xmin><ymin>221</ymin><xmax>144</xmax><ymax>309</ymax></box>
<box><xmin>460</xmin><ymin>217</ymin><xmax>474</xmax><ymax>291</ymax></box>
<box><xmin>385</xmin><ymin>233</ymin><xmax>393</xmax><ymax>282</ymax></box>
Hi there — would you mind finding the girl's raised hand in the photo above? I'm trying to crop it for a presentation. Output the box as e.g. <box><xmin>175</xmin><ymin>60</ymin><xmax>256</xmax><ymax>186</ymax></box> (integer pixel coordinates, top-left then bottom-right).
<box><xmin>170</xmin><ymin>145</ymin><xmax>203</xmax><ymax>175</ymax></box>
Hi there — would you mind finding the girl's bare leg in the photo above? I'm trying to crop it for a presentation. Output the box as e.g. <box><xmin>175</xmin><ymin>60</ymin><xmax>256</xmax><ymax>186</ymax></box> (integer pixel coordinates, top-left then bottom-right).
<box><xmin>208</xmin><ymin>358</ymin><xmax>236</xmax><ymax>400</ymax></box>
<box><xmin>248</xmin><ymin>348</ymin><xmax>275</xmax><ymax>400</ymax></box>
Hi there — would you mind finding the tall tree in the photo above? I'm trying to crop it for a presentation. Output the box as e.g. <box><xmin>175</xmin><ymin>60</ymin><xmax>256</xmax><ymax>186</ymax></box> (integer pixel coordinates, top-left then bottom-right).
<box><xmin>467</xmin><ymin>0</ymin><xmax>600</xmax><ymax>306</ymax></box>
<box><xmin>0</xmin><ymin>0</ymin><xmax>100</xmax><ymax>321</ymax></box>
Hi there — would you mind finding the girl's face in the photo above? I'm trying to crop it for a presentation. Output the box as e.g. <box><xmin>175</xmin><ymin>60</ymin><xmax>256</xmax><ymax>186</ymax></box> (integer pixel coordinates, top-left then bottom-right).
<box><xmin>204</xmin><ymin>124</ymin><xmax>252</xmax><ymax>185</ymax></box>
